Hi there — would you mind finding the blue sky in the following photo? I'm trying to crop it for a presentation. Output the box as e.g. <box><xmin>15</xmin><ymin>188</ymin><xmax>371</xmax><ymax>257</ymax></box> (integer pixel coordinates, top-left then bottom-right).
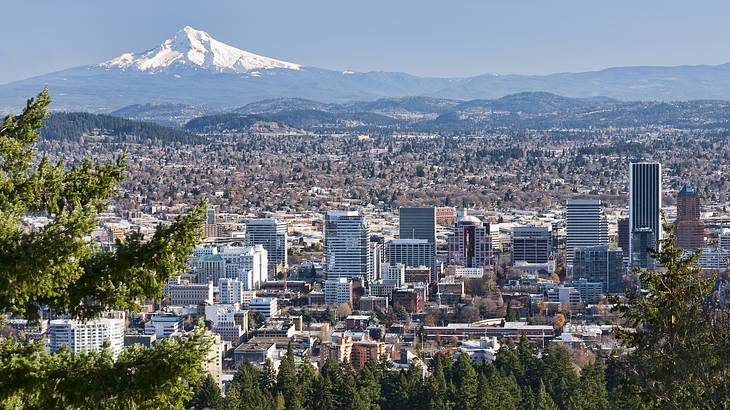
<box><xmin>2</xmin><ymin>0</ymin><xmax>729</xmax><ymax>84</ymax></box>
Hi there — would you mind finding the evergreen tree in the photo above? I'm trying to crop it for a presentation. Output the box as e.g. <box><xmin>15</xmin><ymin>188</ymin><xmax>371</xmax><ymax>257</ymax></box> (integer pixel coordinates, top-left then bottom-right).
<box><xmin>535</xmin><ymin>380</ymin><xmax>559</xmax><ymax>410</ymax></box>
<box><xmin>276</xmin><ymin>346</ymin><xmax>301</xmax><ymax>410</ymax></box>
<box><xmin>426</xmin><ymin>355</ymin><xmax>453</xmax><ymax>410</ymax></box>
<box><xmin>540</xmin><ymin>344</ymin><xmax>578</xmax><ymax>409</ymax></box>
<box><xmin>612</xmin><ymin>224</ymin><xmax>730</xmax><ymax>408</ymax></box>
<box><xmin>260</xmin><ymin>358</ymin><xmax>277</xmax><ymax>395</ymax></box>
<box><xmin>297</xmin><ymin>354</ymin><xmax>318</xmax><ymax>409</ymax></box>
<box><xmin>187</xmin><ymin>374</ymin><xmax>222</xmax><ymax>410</ymax></box>
<box><xmin>566</xmin><ymin>357</ymin><xmax>609</xmax><ymax>410</ymax></box>
<box><xmin>451</xmin><ymin>353</ymin><xmax>478</xmax><ymax>410</ymax></box>
<box><xmin>229</xmin><ymin>362</ymin><xmax>273</xmax><ymax>410</ymax></box>
<box><xmin>0</xmin><ymin>90</ymin><xmax>210</xmax><ymax>407</ymax></box>
<box><xmin>356</xmin><ymin>360</ymin><xmax>383</xmax><ymax>409</ymax></box>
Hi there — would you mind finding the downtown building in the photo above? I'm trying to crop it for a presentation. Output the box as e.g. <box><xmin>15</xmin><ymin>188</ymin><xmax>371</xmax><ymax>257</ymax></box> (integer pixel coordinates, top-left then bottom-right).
<box><xmin>399</xmin><ymin>207</ymin><xmax>437</xmax><ymax>276</ymax></box>
<box><xmin>675</xmin><ymin>185</ymin><xmax>704</xmax><ymax>251</ymax></box>
<box><xmin>245</xmin><ymin>218</ymin><xmax>288</xmax><ymax>273</ymax></box>
<box><xmin>387</xmin><ymin>239</ymin><xmax>434</xmax><ymax>274</ymax></box>
<box><xmin>565</xmin><ymin>199</ymin><xmax>608</xmax><ymax>265</ymax></box>
<box><xmin>629</xmin><ymin>162</ymin><xmax>662</xmax><ymax>267</ymax></box>
<box><xmin>511</xmin><ymin>226</ymin><xmax>552</xmax><ymax>264</ymax></box>
<box><xmin>572</xmin><ymin>245</ymin><xmax>625</xmax><ymax>295</ymax></box>
<box><xmin>192</xmin><ymin>245</ymin><xmax>268</xmax><ymax>289</ymax></box>
<box><xmin>448</xmin><ymin>215</ymin><xmax>492</xmax><ymax>269</ymax></box>
<box><xmin>324</xmin><ymin>211</ymin><xmax>371</xmax><ymax>281</ymax></box>
<box><xmin>49</xmin><ymin>314</ymin><xmax>125</xmax><ymax>360</ymax></box>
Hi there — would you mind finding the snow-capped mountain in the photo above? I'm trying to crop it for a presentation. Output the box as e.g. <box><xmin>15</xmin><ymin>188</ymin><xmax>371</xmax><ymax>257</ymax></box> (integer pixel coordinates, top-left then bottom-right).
<box><xmin>4</xmin><ymin>25</ymin><xmax>730</xmax><ymax>113</ymax></box>
<box><xmin>100</xmin><ymin>26</ymin><xmax>301</xmax><ymax>73</ymax></box>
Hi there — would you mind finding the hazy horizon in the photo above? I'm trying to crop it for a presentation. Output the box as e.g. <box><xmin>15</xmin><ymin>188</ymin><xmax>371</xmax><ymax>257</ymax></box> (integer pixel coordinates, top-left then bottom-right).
<box><xmin>3</xmin><ymin>0</ymin><xmax>730</xmax><ymax>84</ymax></box>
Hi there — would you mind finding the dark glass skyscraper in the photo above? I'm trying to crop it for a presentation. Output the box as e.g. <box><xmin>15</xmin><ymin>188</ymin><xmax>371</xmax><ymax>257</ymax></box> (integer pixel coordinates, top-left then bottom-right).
<box><xmin>629</xmin><ymin>162</ymin><xmax>662</xmax><ymax>266</ymax></box>
<box><xmin>399</xmin><ymin>207</ymin><xmax>437</xmax><ymax>274</ymax></box>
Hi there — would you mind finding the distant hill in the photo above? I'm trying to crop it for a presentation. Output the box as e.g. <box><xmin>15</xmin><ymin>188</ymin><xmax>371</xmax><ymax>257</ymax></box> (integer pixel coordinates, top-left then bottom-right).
<box><xmin>4</xmin><ymin>26</ymin><xmax>730</xmax><ymax>113</ymax></box>
<box><xmin>42</xmin><ymin>112</ymin><xmax>202</xmax><ymax>143</ymax></box>
<box><xmin>180</xmin><ymin>92</ymin><xmax>730</xmax><ymax>133</ymax></box>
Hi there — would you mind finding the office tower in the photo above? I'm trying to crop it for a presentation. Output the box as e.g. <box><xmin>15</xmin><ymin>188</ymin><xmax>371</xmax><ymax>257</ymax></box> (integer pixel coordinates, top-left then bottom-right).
<box><xmin>629</xmin><ymin>162</ymin><xmax>662</xmax><ymax>266</ymax></box>
<box><xmin>49</xmin><ymin>316</ymin><xmax>125</xmax><ymax>360</ymax></box>
<box><xmin>219</xmin><ymin>278</ymin><xmax>246</xmax><ymax>305</ymax></box>
<box><xmin>631</xmin><ymin>228</ymin><xmax>656</xmax><ymax>270</ymax></box>
<box><xmin>566</xmin><ymin>199</ymin><xmax>608</xmax><ymax>265</ymax></box>
<box><xmin>399</xmin><ymin>207</ymin><xmax>437</xmax><ymax>273</ymax></box>
<box><xmin>380</xmin><ymin>263</ymin><xmax>406</xmax><ymax>287</ymax></box>
<box><xmin>145</xmin><ymin>313</ymin><xmax>184</xmax><ymax>339</ymax></box>
<box><xmin>387</xmin><ymin>239</ymin><xmax>434</xmax><ymax>273</ymax></box>
<box><xmin>206</xmin><ymin>206</ymin><xmax>217</xmax><ymax>225</ymax></box>
<box><xmin>325</xmin><ymin>211</ymin><xmax>371</xmax><ymax>281</ymax></box>
<box><xmin>448</xmin><ymin>215</ymin><xmax>492</xmax><ymax>268</ymax></box>
<box><xmin>400</xmin><ymin>207</ymin><xmax>436</xmax><ymax>243</ymax></box>
<box><xmin>245</xmin><ymin>218</ymin><xmax>287</xmax><ymax>272</ymax></box>
<box><xmin>511</xmin><ymin>226</ymin><xmax>552</xmax><ymax>264</ymax></box>
<box><xmin>572</xmin><ymin>245</ymin><xmax>625</xmax><ymax>294</ymax></box>
<box><xmin>369</xmin><ymin>237</ymin><xmax>384</xmax><ymax>283</ymax></box>
<box><xmin>249</xmin><ymin>297</ymin><xmax>279</xmax><ymax>318</ymax></box>
<box><xmin>675</xmin><ymin>185</ymin><xmax>704</xmax><ymax>251</ymax></box>
<box><xmin>193</xmin><ymin>245</ymin><xmax>267</xmax><ymax>288</ymax></box>
<box><xmin>324</xmin><ymin>277</ymin><xmax>353</xmax><ymax>306</ymax></box>
<box><xmin>618</xmin><ymin>217</ymin><xmax>630</xmax><ymax>260</ymax></box>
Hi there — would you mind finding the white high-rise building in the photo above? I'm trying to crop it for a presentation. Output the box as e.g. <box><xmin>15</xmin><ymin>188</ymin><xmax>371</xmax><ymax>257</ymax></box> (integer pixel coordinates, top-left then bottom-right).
<box><xmin>249</xmin><ymin>297</ymin><xmax>278</xmax><ymax>318</ymax></box>
<box><xmin>219</xmin><ymin>278</ymin><xmax>245</xmax><ymax>305</ymax></box>
<box><xmin>49</xmin><ymin>315</ymin><xmax>125</xmax><ymax>360</ymax></box>
<box><xmin>325</xmin><ymin>211</ymin><xmax>371</xmax><ymax>281</ymax></box>
<box><xmin>566</xmin><ymin>199</ymin><xmax>608</xmax><ymax>265</ymax></box>
<box><xmin>192</xmin><ymin>245</ymin><xmax>268</xmax><ymax>288</ymax></box>
<box><xmin>145</xmin><ymin>314</ymin><xmax>184</xmax><ymax>339</ymax></box>
<box><xmin>629</xmin><ymin>162</ymin><xmax>662</xmax><ymax>267</ymax></box>
<box><xmin>380</xmin><ymin>263</ymin><xmax>405</xmax><ymax>287</ymax></box>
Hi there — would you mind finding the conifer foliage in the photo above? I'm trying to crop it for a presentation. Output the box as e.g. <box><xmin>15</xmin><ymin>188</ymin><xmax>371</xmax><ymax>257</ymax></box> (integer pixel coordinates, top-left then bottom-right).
<box><xmin>0</xmin><ymin>90</ymin><xmax>210</xmax><ymax>407</ymax></box>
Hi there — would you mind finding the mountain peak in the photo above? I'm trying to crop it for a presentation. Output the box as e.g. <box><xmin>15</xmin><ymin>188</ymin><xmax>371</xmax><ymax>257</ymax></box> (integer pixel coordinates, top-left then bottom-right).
<box><xmin>100</xmin><ymin>26</ymin><xmax>301</xmax><ymax>73</ymax></box>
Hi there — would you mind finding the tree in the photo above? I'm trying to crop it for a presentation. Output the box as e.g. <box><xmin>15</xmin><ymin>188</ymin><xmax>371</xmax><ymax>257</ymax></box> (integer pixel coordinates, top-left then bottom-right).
<box><xmin>276</xmin><ymin>346</ymin><xmax>302</xmax><ymax>410</ymax></box>
<box><xmin>336</xmin><ymin>302</ymin><xmax>352</xmax><ymax>319</ymax></box>
<box><xmin>536</xmin><ymin>380</ymin><xmax>559</xmax><ymax>410</ymax></box>
<box><xmin>566</xmin><ymin>357</ymin><xmax>609</xmax><ymax>410</ymax></box>
<box><xmin>0</xmin><ymin>90</ymin><xmax>209</xmax><ymax>407</ymax></box>
<box><xmin>451</xmin><ymin>353</ymin><xmax>477</xmax><ymax>410</ymax></box>
<box><xmin>612</xmin><ymin>223</ymin><xmax>730</xmax><ymax>408</ymax></box>
<box><xmin>297</xmin><ymin>354</ymin><xmax>318</xmax><ymax>407</ymax></box>
<box><xmin>187</xmin><ymin>374</ymin><xmax>222</xmax><ymax>410</ymax></box>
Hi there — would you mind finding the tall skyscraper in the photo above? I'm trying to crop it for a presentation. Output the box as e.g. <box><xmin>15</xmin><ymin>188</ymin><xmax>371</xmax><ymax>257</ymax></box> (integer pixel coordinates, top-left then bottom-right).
<box><xmin>448</xmin><ymin>215</ymin><xmax>491</xmax><ymax>269</ymax></box>
<box><xmin>566</xmin><ymin>199</ymin><xmax>608</xmax><ymax>265</ymax></box>
<box><xmin>325</xmin><ymin>211</ymin><xmax>371</xmax><ymax>281</ymax></box>
<box><xmin>675</xmin><ymin>185</ymin><xmax>704</xmax><ymax>251</ymax></box>
<box><xmin>618</xmin><ymin>217</ymin><xmax>630</xmax><ymax>261</ymax></box>
<box><xmin>629</xmin><ymin>162</ymin><xmax>662</xmax><ymax>266</ymax></box>
<box><xmin>245</xmin><ymin>219</ymin><xmax>287</xmax><ymax>272</ymax></box>
<box><xmin>400</xmin><ymin>207</ymin><xmax>436</xmax><ymax>244</ymax></box>
<box><xmin>399</xmin><ymin>207</ymin><xmax>437</xmax><ymax>273</ymax></box>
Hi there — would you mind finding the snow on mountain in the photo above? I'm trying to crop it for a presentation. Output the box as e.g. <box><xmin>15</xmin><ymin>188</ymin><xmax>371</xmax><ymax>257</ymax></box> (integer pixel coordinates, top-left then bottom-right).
<box><xmin>100</xmin><ymin>26</ymin><xmax>301</xmax><ymax>73</ymax></box>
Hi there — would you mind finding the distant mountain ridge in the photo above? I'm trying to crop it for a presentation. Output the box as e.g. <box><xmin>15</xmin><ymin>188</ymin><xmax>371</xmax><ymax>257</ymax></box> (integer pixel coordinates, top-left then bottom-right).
<box><xmin>4</xmin><ymin>26</ymin><xmax>730</xmax><ymax>113</ymax></box>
